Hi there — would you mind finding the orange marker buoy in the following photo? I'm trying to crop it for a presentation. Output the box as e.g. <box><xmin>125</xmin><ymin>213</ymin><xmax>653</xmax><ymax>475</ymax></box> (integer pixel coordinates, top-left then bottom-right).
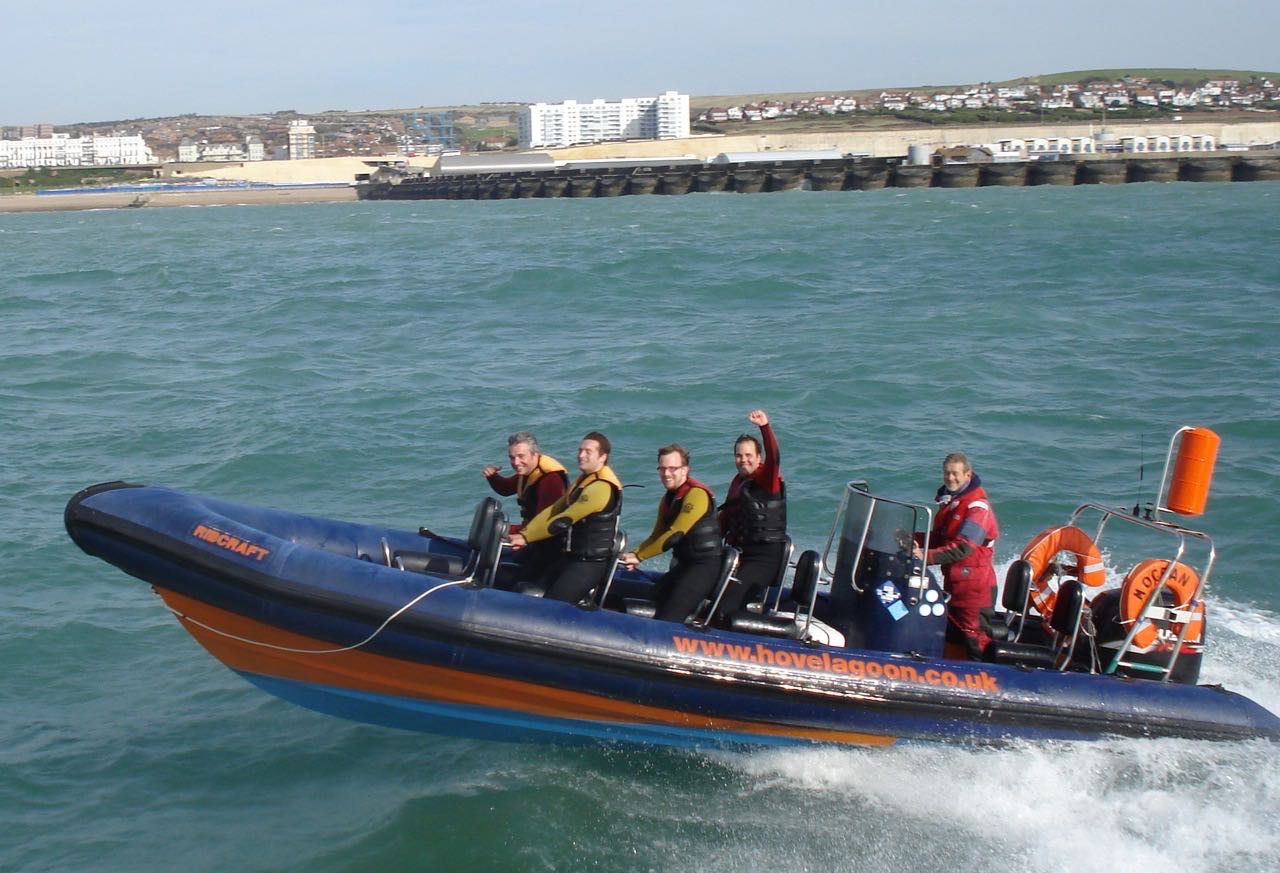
<box><xmin>1166</xmin><ymin>427</ymin><xmax>1220</xmax><ymax>516</ymax></box>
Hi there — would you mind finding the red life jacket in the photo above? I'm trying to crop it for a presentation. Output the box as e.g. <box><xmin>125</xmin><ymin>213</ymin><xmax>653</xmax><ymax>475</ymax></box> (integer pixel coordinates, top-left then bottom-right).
<box><xmin>661</xmin><ymin>478</ymin><xmax>722</xmax><ymax>561</ymax></box>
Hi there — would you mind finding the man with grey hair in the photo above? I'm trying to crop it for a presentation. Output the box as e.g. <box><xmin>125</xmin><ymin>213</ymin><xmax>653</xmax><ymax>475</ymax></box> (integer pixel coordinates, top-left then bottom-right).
<box><xmin>482</xmin><ymin>431</ymin><xmax>569</xmax><ymax>528</ymax></box>
<box><xmin>483</xmin><ymin>431</ymin><xmax>570</xmax><ymax>587</ymax></box>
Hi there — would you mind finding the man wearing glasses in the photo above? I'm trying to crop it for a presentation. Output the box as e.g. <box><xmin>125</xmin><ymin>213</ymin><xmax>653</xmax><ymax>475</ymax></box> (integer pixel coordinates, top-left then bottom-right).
<box><xmin>622</xmin><ymin>444</ymin><xmax>723</xmax><ymax>622</ymax></box>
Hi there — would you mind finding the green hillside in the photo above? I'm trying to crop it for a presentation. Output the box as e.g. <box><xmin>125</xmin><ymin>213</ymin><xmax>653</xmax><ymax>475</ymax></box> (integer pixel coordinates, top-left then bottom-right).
<box><xmin>1023</xmin><ymin>68</ymin><xmax>1279</xmax><ymax>87</ymax></box>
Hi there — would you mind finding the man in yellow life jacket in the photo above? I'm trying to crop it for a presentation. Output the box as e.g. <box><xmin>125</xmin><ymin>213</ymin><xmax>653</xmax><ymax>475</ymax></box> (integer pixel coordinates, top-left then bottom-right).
<box><xmin>508</xmin><ymin>431</ymin><xmax>623</xmax><ymax>604</ymax></box>
<box><xmin>483</xmin><ymin>431</ymin><xmax>570</xmax><ymax>589</ymax></box>
<box><xmin>481</xmin><ymin>431</ymin><xmax>569</xmax><ymax>527</ymax></box>
<box><xmin>622</xmin><ymin>444</ymin><xmax>723</xmax><ymax>623</ymax></box>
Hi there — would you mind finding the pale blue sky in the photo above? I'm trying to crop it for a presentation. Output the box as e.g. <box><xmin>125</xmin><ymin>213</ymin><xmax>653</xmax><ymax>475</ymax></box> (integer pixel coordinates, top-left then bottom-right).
<box><xmin>6</xmin><ymin>0</ymin><xmax>1277</xmax><ymax>124</ymax></box>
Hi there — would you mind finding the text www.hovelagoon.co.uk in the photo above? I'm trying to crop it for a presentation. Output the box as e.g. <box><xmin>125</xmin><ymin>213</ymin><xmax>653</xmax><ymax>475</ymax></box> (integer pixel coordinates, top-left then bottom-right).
<box><xmin>671</xmin><ymin>635</ymin><xmax>1000</xmax><ymax>693</ymax></box>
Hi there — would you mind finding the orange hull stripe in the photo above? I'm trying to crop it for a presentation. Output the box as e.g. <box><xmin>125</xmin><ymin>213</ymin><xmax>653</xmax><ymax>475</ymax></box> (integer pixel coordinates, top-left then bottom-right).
<box><xmin>156</xmin><ymin>589</ymin><xmax>893</xmax><ymax>746</ymax></box>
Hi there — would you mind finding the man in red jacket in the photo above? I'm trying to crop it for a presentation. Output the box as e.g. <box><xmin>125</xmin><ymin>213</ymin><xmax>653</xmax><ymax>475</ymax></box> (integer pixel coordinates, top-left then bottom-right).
<box><xmin>915</xmin><ymin>452</ymin><xmax>999</xmax><ymax>659</ymax></box>
<box><xmin>482</xmin><ymin>431</ymin><xmax>569</xmax><ymax>585</ymax></box>
<box><xmin>482</xmin><ymin>431</ymin><xmax>569</xmax><ymax>527</ymax></box>
<box><xmin>715</xmin><ymin>409</ymin><xmax>787</xmax><ymax>620</ymax></box>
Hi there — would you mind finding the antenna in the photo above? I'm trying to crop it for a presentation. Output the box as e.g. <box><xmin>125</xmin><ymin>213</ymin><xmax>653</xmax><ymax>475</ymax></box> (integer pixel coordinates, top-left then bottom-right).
<box><xmin>1133</xmin><ymin>431</ymin><xmax>1150</xmax><ymax>517</ymax></box>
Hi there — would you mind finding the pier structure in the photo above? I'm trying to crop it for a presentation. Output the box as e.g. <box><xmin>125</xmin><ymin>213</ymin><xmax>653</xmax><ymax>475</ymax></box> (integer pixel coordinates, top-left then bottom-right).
<box><xmin>358</xmin><ymin>153</ymin><xmax>1280</xmax><ymax>201</ymax></box>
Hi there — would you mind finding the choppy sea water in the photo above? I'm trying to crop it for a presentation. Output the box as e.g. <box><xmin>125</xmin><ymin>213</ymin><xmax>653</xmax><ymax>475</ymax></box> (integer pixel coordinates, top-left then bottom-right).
<box><xmin>2</xmin><ymin>182</ymin><xmax>1279</xmax><ymax>872</ymax></box>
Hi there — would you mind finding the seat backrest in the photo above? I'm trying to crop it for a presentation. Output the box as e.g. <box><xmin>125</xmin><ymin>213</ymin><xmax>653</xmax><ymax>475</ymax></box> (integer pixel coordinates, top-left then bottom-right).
<box><xmin>761</xmin><ymin>536</ymin><xmax>796</xmax><ymax>614</ymax></box>
<box><xmin>468</xmin><ymin>497</ymin><xmax>502</xmax><ymax>552</ymax></box>
<box><xmin>791</xmin><ymin>549</ymin><xmax>820</xmax><ymax>611</ymax></box>
<box><xmin>1002</xmin><ymin>559</ymin><xmax>1033</xmax><ymax>612</ymax></box>
<box><xmin>470</xmin><ymin>507</ymin><xmax>508</xmax><ymax>588</ymax></box>
<box><xmin>1050</xmin><ymin>578</ymin><xmax>1085</xmax><ymax>638</ymax></box>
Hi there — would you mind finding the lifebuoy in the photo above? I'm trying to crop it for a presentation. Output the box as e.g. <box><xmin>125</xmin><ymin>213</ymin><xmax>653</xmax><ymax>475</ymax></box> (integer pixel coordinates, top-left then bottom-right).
<box><xmin>1020</xmin><ymin>525</ymin><xmax>1106</xmax><ymax>617</ymax></box>
<box><xmin>1120</xmin><ymin>559</ymin><xmax>1204</xmax><ymax>650</ymax></box>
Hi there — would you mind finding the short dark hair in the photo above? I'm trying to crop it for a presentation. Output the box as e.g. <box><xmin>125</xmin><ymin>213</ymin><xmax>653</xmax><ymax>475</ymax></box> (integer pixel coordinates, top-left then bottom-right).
<box><xmin>583</xmin><ymin>431</ymin><xmax>611</xmax><ymax>458</ymax></box>
<box><xmin>735</xmin><ymin>434</ymin><xmax>762</xmax><ymax>454</ymax></box>
<box><xmin>657</xmin><ymin>443</ymin><xmax>689</xmax><ymax>465</ymax></box>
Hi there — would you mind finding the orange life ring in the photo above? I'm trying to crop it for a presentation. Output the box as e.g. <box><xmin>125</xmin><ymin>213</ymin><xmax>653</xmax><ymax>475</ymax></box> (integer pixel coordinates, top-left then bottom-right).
<box><xmin>1120</xmin><ymin>559</ymin><xmax>1204</xmax><ymax>650</ymax></box>
<box><xmin>1020</xmin><ymin>525</ymin><xmax>1106</xmax><ymax>617</ymax></box>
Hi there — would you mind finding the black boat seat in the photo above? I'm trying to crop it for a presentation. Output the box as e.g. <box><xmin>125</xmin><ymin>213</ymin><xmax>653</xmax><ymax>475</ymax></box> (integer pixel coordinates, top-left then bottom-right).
<box><xmin>982</xmin><ymin>641</ymin><xmax>1059</xmax><ymax>669</ymax></box>
<box><xmin>513</xmin><ymin>529</ymin><xmax>627</xmax><ymax>606</ymax></box>
<box><xmin>459</xmin><ymin>497</ymin><xmax>507</xmax><ymax>587</ymax></box>
<box><xmin>1048</xmin><ymin>579</ymin><xmax>1086</xmax><ymax>639</ymax></box>
<box><xmin>626</xmin><ymin>546</ymin><xmax>820</xmax><ymax>636</ymax></box>
<box><xmin>789</xmin><ymin>549</ymin><xmax>821</xmax><ymax>612</ymax></box>
<box><xmin>625</xmin><ymin>547</ymin><xmax>746</xmax><ymax>625</ymax></box>
<box><xmin>515</xmin><ymin>579</ymin><xmax>548</xmax><ymax>598</ymax></box>
<box><xmin>1002</xmin><ymin>559</ymin><xmax>1036</xmax><ymax>643</ymax></box>
<box><xmin>981</xmin><ymin>607</ymin><xmax>1011</xmax><ymax>643</ymax></box>
<box><xmin>984</xmin><ymin>579</ymin><xmax>1087</xmax><ymax>670</ymax></box>
<box><xmin>383</xmin><ymin>497</ymin><xmax>505</xmax><ymax>583</ymax></box>
<box><xmin>728</xmin><ymin>612</ymin><xmax>805</xmax><ymax>639</ymax></box>
<box><xmin>392</xmin><ymin>551</ymin><xmax>466</xmax><ymax>576</ymax></box>
<box><xmin>727</xmin><ymin>549</ymin><xmax>822</xmax><ymax>639</ymax></box>
<box><xmin>623</xmin><ymin>599</ymin><xmax>658</xmax><ymax>619</ymax></box>
<box><xmin>750</xmin><ymin>536</ymin><xmax>796</xmax><ymax>615</ymax></box>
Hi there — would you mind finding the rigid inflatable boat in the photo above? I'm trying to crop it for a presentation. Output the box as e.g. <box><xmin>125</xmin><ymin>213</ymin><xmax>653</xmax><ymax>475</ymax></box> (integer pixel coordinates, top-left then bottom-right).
<box><xmin>64</xmin><ymin>427</ymin><xmax>1280</xmax><ymax>747</ymax></box>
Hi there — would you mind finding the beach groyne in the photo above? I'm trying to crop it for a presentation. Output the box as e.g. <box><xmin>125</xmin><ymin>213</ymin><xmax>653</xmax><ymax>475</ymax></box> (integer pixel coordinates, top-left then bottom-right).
<box><xmin>358</xmin><ymin>154</ymin><xmax>1280</xmax><ymax>201</ymax></box>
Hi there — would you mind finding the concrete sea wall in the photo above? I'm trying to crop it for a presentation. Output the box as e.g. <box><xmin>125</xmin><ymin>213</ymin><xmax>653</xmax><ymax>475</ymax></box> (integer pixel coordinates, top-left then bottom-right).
<box><xmin>358</xmin><ymin>154</ymin><xmax>1280</xmax><ymax>201</ymax></box>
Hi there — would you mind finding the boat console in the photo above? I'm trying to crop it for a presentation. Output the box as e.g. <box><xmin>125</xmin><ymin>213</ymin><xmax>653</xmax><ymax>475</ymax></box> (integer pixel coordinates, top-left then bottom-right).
<box><xmin>816</xmin><ymin>482</ymin><xmax>949</xmax><ymax>658</ymax></box>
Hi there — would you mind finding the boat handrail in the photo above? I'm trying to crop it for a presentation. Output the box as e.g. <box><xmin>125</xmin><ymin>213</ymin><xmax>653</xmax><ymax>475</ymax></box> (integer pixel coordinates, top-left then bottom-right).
<box><xmin>1067</xmin><ymin>502</ymin><xmax>1215</xmax><ymax>682</ymax></box>
<box><xmin>1067</xmin><ymin>501</ymin><xmax>1216</xmax><ymax>583</ymax></box>
<box><xmin>762</xmin><ymin>536</ymin><xmax>796</xmax><ymax>613</ymax></box>
<box><xmin>594</xmin><ymin>526</ymin><xmax>627</xmax><ymax>609</ymax></box>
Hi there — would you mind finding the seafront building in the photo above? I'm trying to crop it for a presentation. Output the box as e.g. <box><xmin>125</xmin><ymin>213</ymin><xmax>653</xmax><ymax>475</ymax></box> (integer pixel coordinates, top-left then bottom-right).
<box><xmin>177</xmin><ymin>136</ymin><xmax>266</xmax><ymax>163</ymax></box>
<box><xmin>519</xmin><ymin>91</ymin><xmax>690</xmax><ymax>149</ymax></box>
<box><xmin>0</xmin><ymin>133</ymin><xmax>155</xmax><ymax>168</ymax></box>
<box><xmin>983</xmin><ymin>131</ymin><xmax>1219</xmax><ymax>158</ymax></box>
<box><xmin>287</xmin><ymin>120</ymin><xmax>317</xmax><ymax>160</ymax></box>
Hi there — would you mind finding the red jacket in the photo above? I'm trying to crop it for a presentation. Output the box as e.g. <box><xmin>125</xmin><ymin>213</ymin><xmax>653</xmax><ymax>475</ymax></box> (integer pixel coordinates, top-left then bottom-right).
<box><xmin>484</xmin><ymin>454</ymin><xmax>569</xmax><ymax>524</ymax></box>
<box><xmin>928</xmin><ymin>476</ymin><xmax>998</xmax><ymax>608</ymax></box>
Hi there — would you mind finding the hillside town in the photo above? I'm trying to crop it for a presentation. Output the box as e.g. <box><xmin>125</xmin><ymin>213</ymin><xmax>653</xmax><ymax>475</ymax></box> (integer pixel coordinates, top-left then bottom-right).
<box><xmin>698</xmin><ymin>75</ymin><xmax>1279</xmax><ymax>122</ymax></box>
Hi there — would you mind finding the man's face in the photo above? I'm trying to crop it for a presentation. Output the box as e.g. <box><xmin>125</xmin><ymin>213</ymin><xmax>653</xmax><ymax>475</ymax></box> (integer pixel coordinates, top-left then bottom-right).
<box><xmin>734</xmin><ymin>439</ymin><xmax>761</xmax><ymax>477</ymax></box>
<box><xmin>942</xmin><ymin>461</ymin><xmax>971</xmax><ymax>493</ymax></box>
<box><xmin>508</xmin><ymin>442</ymin><xmax>537</xmax><ymax>476</ymax></box>
<box><xmin>577</xmin><ymin>439</ymin><xmax>606</xmax><ymax>474</ymax></box>
<box><xmin>657</xmin><ymin>451</ymin><xmax>689</xmax><ymax>492</ymax></box>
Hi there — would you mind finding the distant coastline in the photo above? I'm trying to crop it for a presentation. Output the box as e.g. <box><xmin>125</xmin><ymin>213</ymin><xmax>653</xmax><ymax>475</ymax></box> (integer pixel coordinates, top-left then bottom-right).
<box><xmin>4</xmin><ymin>118</ymin><xmax>1278</xmax><ymax>214</ymax></box>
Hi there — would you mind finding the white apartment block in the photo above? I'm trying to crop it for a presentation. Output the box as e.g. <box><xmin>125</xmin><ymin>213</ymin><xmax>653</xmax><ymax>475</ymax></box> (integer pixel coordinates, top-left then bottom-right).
<box><xmin>287</xmin><ymin>119</ymin><xmax>316</xmax><ymax>160</ymax></box>
<box><xmin>0</xmin><ymin>133</ymin><xmax>155</xmax><ymax>168</ymax></box>
<box><xmin>519</xmin><ymin>91</ymin><xmax>690</xmax><ymax>149</ymax></box>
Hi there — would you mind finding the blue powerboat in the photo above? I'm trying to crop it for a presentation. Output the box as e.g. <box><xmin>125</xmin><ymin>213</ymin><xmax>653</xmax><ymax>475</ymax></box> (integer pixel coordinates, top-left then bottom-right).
<box><xmin>63</xmin><ymin>427</ymin><xmax>1280</xmax><ymax>747</ymax></box>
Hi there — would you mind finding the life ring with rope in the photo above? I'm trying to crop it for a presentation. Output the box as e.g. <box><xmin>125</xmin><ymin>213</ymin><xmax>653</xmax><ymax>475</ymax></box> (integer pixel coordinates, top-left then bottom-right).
<box><xmin>1020</xmin><ymin>525</ymin><xmax>1107</xmax><ymax>618</ymax></box>
<box><xmin>1119</xmin><ymin>559</ymin><xmax>1204</xmax><ymax>650</ymax></box>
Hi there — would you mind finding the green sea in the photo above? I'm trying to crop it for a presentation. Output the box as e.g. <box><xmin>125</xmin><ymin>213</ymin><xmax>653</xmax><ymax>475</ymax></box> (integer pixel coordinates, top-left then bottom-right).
<box><xmin>3</xmin><ymin>183</ymin><xmax>1279</xmax><ymax>872</ymax></box>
